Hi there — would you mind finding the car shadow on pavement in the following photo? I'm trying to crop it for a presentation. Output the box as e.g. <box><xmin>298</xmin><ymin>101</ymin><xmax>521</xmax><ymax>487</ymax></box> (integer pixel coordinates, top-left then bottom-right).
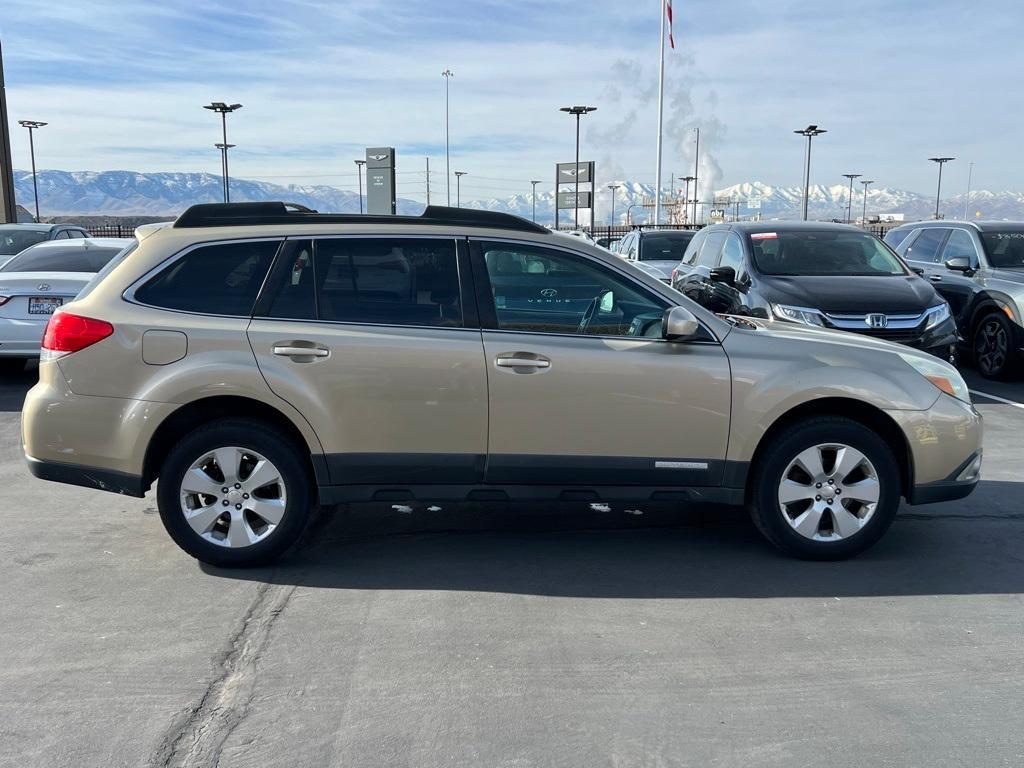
<box><xmin>204</xmin><ymin>479</ymin><xmax>1024</xmax><ymax>599</ymax></box>
<box><xmin>0</xmin><ymin>363</ymin><xmax>37</xmax><ymax>412</ymax></box>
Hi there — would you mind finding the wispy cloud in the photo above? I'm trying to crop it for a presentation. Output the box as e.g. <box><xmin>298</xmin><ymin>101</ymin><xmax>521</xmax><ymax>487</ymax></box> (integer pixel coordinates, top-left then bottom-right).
<box><xmin>2</xmin><ymin>0</ymin><xmax>1021</xmax><ymax>201</ymax></box>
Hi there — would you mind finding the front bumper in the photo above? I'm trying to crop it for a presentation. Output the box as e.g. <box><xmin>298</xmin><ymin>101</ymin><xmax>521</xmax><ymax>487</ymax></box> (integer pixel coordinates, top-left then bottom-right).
<box><xmin>885</xmin><ymin>393</ymin><xmax>983</xmax><ymax>506</ymax></box>
<box><xmin>837</xmin><ymin>316</ymin><xmax>959</xmax><ymax>360</ymax></box>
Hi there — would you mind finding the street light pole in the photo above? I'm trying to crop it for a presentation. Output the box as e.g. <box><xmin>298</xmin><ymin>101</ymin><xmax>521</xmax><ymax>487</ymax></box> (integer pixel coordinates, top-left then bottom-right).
<box><xmin>354</xmin><ymin>160</ymin><xmax>365</xmax><ymax>214</ymax></box>
<box><xmin>681</xmin><ymin>176</ymin><xmax>695</xmax><ymax>224</ymax></box>
<box><xmin>530</xmin><ymin>180</ymin><xmax>541</xmax><ymax>222</ymax></box>
<box><xmin>607</xmin><ymin>184</ymin><xmax>621</xmax><ymax>226</ymax></box>
<box><xmin>860</xmin><ymin>179</ymin><xmax>874</xmax><ymax>226</ymax></box>
<box><xmin>928</xmin><ymin>157</ymin><xmax>954</xmax><ymax>220</ymax></box>
<box><xmin>203</xmin><ymin>102</ymin><xmax>242</xmax><ymax>203</ymax></box>
<box><xmin>17</xmin><ymin>120</ymin><xmax>46</xmax><ymax>221</ymax></box>
<box><xmin>215</xmin><ymin>142</ymin><xmax>235</xmax><ymax>200</ymax></box>
<box><xmin>559</xmin><ymin>106</ymin><xmax>597</xmax><ymax>230</ymax></box>
<box><xmin>964</xmin><ymin>162</ymin><xmax>974</xmax><ymax>220</ymax></box>
<box><xmin>442</xmin><ymin>69</ymin><xmax>453</xmax><ymax>206</ymax></box>
<box><xmin>842</xmin><ymin>173</ymin><xmax>861</xmax><ymax>224</ymax></box>
<box><xmin>793</xmin><ymin>125</ymin><xmax>826</xmax><ymax>220</ymax></box>
<box><xmin>454</xmin><ymin>171</ymin><xmax>466</xmax><ymax>208</ymax></box>
<box><xmin>692</xmin><ymin>128</ymin><xmax>700</xmax><ymax>224</ymax></box>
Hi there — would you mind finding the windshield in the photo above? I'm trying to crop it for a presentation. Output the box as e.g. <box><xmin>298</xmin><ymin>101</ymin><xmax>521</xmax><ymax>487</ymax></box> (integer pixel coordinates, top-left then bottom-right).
<box><xmin>639</xmin><ymin>231</ymin><xmax>694</xmax><ymax>262</ymax></box>
<box><xmin>0</xmin><ymin>228</ymin><xmax>48</xmax><ymax>255</ymax></box>
<box><xmin>750</xmin><ymin>230</ymin><xmax>907</xmax><ymax>276</ymax></box>
<box><xmin>0</xmin><ymin>244</ymin><xmax>124</xmax><ymax>273</ymax></box>
<box><xmin>979</xmin><ymin>228</ymin><xmax>1024</xmax><ymax>268</ymax></box>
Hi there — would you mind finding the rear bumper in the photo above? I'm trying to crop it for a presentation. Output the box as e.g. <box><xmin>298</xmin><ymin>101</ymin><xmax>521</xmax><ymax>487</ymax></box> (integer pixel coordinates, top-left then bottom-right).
<box><xmin>0</xmin><ymin>317</ymin><xmax>47</xmax><ymax>357</ymax></box>
<box><xmin>25</xmin><ymin>455</ymin><xmax>146</xmax><ymax>497</ymax></box>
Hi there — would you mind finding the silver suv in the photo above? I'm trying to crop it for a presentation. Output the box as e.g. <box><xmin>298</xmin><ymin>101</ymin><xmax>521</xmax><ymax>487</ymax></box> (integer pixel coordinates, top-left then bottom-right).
<box><xmin>23</xmin><ymin>203</ymin><xmax>982</xmax><ymax>566</ymax></box>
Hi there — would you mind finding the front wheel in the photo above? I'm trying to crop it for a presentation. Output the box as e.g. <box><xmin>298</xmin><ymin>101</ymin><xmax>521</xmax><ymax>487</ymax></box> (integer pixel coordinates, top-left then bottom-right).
<box><xmin>973</xmin><ymin>312</ymin><xmax>1018</xmax><ymax>379</ymax></box>
<box><xmin>749</xmin><ymin>417</ymin><xmax>901</xmax><ymax>560</ymax></box>
<box><xmin>156</xmin><ymin>418</ymin><xmax>313</xmax><ymax>567</ymax></box>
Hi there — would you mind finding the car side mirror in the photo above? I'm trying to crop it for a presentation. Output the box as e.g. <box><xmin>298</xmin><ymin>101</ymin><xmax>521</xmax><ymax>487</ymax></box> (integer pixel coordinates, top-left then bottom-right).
<box><xmin>662</xmin><ymin>306</ymin><xmax>701</xmax><ymax>342</ymax></box>
<box><xmin>910</xmin><ymin>266</ymin><xmax>925</xmax><ymax>276</ymax></box>
<box><xmin>709</xmin><ymin>266</ymin><xmax>736</xmax><ymax>284</ymax></box>
<box><xmin>944</xmin><ymin>256</ymin><xmax>973</xmax><ymax>274</ymax></box>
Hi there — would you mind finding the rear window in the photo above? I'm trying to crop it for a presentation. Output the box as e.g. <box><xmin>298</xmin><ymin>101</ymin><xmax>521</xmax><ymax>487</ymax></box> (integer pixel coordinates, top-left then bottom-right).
<box><xmin>883</xmin><ymin>228</ymin><xmax>912</xmax><ymax>250</ymax></box>
<box><xmin>902</xmin><ymin>228</ymin><xmax>947</xmax><ymax>263</ymax></box>
<box><xmin>0</xmin><ymin>244</ymin><xmax>124</xmax><ymax>273</ymax></box>
<box><xmin>0</xmin><ymin>228</ymin><xmax>48</xmax><ymax>256</ymax></box>
<box><xmin>134</xmin><ymin>240</ymin><xmax>279</xmax><ymax>316</ymax></box>
<box><xmin>639</xmin><ymin>231</ymin><xmax>694</xmax><ymax>262</ymax></box>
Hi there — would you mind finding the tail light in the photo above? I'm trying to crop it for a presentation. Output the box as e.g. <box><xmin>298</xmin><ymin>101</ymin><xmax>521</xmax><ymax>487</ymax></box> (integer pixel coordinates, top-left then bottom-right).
<box><xmin>670</xmin><ymin>267</ymin><xmax>679</xmax><ymax>283</ymax></box>
<box><xmin>41</xmin><ymin>312</ymin><xmax>114</xmax><ymax>361</ymax></box>
<box><xmin>0</xmin><ymin>295</ymin><xmax>10</xmax><ymax>307</ymax></box>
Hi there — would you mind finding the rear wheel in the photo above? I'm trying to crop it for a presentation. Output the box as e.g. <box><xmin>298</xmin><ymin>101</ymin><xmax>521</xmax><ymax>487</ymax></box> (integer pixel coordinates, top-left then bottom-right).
<box><xmin>973</xmin><ymin>311</ymin><xmax>1018</xmax><ymax>379</ymax></box>
<box><xmin>749</xmin><ymin>417</ymin><xmax>901</xmax><ymax>560</ymax></box>
<box><xmin>156</xmin><ymin>418</ymin><xmax>313</xmax><ymax>567</ymax></box>
<box><xmin>0</xmin><ymin>358</ymin><xmax>26</xmax><ymax>376</ymax></box>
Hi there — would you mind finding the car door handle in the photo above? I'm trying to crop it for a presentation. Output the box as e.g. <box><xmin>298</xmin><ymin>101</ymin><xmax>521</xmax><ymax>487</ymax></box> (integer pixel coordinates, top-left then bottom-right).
<box><xmin>273</xmin><ymin>345</ymin><xmax>330</xmax><ymax>358</ymax></box>
<box><xmin>929</xmin><ymin>275</ymin><xmax>943</xmax><ymax>282</ymax></box>
<box><xmin>495</xmin><ymin>355</ymin><xmax>550</xmax><ymax>370</ymax></box>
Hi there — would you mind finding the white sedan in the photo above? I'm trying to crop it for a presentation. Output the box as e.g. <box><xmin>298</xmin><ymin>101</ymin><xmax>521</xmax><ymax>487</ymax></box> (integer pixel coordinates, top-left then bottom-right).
<box><xmin>0</xmin><ymin>238</ymin><xmax>132</xmax><ymax>375</ymax></box>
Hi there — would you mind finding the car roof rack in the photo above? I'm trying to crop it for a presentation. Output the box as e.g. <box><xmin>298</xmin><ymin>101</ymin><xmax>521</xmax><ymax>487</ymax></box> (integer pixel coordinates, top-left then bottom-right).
<box><xmin>173</xmin><ymin>201</ymin><xmax>549</xmax><ymax>234</ymax></box>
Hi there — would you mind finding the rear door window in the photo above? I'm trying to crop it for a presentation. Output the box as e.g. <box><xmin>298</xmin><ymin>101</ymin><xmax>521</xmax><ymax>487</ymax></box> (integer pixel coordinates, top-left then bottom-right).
<box><xmin>134</xmin><ymin>240</ymin><xmax>280</xmax><ymax>316</ymax></box>
<box><xmin>903</xmin><ymin>228</ymin><xmax>948</xmax><ymax>264</ymax></box>
<box><xmin>262</xmin><ymin>237</ymin><xmax>463</xmax><ymax>328</ymax></box>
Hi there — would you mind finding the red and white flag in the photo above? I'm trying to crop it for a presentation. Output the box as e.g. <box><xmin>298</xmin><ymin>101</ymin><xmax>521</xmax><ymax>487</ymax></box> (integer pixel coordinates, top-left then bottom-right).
<box><xmin>666</xmin><ymin>0</ymin><xmax>675</xmax><ymax>49</ymax></box>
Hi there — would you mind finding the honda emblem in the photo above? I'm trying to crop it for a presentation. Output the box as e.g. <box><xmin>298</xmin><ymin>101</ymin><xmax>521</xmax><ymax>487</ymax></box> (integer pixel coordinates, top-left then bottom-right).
<box><xmin>866</xmin><ymin>313</ymin><xmax>888</xmax><ymax>329</ymax></box>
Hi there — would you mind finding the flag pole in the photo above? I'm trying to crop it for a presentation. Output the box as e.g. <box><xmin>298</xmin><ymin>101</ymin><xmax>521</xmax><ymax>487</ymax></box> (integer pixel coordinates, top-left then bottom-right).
<box><xmin>654</xmin><ymin>0</ymin><xmax>666</xmax><ymax>226</ymax></box>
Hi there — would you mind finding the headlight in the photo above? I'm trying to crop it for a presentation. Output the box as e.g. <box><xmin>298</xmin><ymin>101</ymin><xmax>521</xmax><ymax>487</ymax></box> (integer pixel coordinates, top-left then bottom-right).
<box><xmin>924</xmin><ymin>303</ymin><xmax>951</xmax><ymax>330</ymax></box>
<box><xmin>771</xmin><ymin>304</ymin><xmax>825</xmax><ymax>327</ymax></box>
<box><xmin>898</xmin><ymin>352</ymin><xmax>971</xmax><ymax>403</ymax></box>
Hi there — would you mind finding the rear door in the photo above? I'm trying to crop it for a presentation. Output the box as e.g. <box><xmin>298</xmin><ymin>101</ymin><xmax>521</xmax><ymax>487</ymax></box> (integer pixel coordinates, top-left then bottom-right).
<box><xmin>247</xmin><ymin>236</ymin><xmax>488</xmax><ymax>486</ymax></box>
<box><xmin>472</xmin><ymin>238</ymin><xmax>731</xmax><ymax>488</ymax></box>
<box><xmin>678</xmin><ymin>231</ymin><xmax>727</xmax><ymax>307</ymax></box>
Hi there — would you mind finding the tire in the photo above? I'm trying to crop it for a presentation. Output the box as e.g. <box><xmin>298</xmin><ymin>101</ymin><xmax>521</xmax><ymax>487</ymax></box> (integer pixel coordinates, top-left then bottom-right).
<box><xmin>156</xmin><ymin>418</ymin><xmax>314</xmax><ymax>567</ymax></box>
<box><xmin>0</xmin><ymin>358</ymin><xmax>26</xmax><ymax>376</ymax></box>
<box><xmin>748</xmin><ymin>416</ymin><xmax>901</xmax><ymax>560</ymax></box>
<box><xmin>973</xmin><ymin>311</ymin><xmax>1018</xmax><ymax>380</ymax></box>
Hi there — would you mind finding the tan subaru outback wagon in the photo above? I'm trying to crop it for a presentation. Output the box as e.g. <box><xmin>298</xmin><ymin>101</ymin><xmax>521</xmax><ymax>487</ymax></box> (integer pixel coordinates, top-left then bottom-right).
<box><xmin>22</xmin><ymin>203</ymin><xmax>982</xmax><ymax>566</ymax></box>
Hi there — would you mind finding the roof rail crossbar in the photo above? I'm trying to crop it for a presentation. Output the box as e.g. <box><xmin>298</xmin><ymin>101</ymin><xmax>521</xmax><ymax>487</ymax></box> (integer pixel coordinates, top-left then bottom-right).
<box><xmin>173</xmin><ymin>201</ymin><xmax>548</xmax><ymax>233</ymax></box>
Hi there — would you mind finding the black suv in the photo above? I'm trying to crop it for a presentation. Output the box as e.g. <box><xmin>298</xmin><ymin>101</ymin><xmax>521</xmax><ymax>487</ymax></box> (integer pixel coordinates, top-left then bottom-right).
<box><xmin>671</xmin><ymin>222</ymin><xmax>958</xmax><ymax>360</ymax></box>
<box><xmin>884</xmin><ymin>220</ymin><xmax>1024</xmax><ymax>378</ymax></box>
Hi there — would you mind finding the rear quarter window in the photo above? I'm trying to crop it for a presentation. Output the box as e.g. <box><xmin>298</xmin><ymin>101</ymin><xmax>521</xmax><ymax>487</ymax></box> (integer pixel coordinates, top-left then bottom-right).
<box><xmin>134</xmin><ymin>240</ymin><xmax>280</xmax><ymax>316</ymax></box>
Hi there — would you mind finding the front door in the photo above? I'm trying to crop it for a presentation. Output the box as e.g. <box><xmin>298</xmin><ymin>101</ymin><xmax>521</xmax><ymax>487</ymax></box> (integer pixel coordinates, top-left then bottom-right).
<box><xmin>472</xmin><ymin>239</ymin><xmax>732</xmax><ymax>487</ymax></box>
<box><xmin>248</xmin><ymin>236</ymin><xmax>488</xmax><ymax>485</ymax></box>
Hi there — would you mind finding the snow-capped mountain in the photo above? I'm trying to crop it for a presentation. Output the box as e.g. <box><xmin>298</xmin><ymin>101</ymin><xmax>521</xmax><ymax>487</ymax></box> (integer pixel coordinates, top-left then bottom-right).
<box><xmin>14</xmin><ymin>170</ymin><xmax>1024</xmax><ymax>223</ymax></box>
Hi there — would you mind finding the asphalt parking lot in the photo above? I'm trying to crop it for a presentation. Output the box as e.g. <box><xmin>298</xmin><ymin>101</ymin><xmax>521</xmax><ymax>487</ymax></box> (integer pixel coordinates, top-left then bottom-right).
<box><xmin>2</xmin><ymin>364</ymin><xmax>1022</xmax><ymax>768</ymax></box>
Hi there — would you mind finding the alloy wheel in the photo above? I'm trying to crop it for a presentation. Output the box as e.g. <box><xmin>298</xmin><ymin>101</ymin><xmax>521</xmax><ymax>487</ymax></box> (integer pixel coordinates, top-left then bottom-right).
<box><xmin>777</xmin><ymin>443</ymin><xmax>880</xmax><ymax>542</ymax></box>
<box><xmin>178</xmin><ymin>446</ymin><xmax>287</xmax><ymax>548</ymax></box>
<box><xmin>976</xmin><ymin>319</ymin><xmax>1008</xmax><ymax>376</ymax></box>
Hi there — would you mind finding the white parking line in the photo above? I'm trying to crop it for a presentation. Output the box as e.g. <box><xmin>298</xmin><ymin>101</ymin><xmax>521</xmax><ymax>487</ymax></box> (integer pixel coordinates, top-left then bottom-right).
<box><xmin>970</xmin><ymin>389</ymin><xmax>1024</xmax><ymax>410</ymax></box>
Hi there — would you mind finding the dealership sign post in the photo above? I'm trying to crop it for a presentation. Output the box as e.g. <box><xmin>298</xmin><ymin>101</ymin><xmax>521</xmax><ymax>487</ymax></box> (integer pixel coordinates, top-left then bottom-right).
<box><xmin>555</xmin><ymin>161</ymin><xmax>595</xmax><ymax>231</ymax></box>
<box><xmin>366</xmin><ymin>147</ymin><xmax>396</xmax><ymax>215</ymax></box>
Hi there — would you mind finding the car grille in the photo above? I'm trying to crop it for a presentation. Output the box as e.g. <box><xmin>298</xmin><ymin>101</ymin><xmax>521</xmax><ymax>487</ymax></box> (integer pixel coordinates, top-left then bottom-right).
<box><xmin>823</xmin><ymin>311</ymin><xmax>927</xmax><ymax>345</ymax></box>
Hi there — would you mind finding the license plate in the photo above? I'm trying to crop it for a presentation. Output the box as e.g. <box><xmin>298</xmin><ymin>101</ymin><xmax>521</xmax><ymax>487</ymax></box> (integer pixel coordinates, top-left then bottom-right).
<box><xmin>28</xmin><ymin>296</ymin><xmax>63</xmax><ymax>315</ymax></box>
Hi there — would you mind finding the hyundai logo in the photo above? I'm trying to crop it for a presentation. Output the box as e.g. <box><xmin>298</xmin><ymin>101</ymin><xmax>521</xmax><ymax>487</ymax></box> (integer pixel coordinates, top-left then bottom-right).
<box><xmin>36</xmin><ymin>283</ymin><xmax>51</xmax><ymax>292</ymax></box>
<box><xmin>540</xmin><ymin>288</ymin><xmax>559</xmax><ymax>298</ymax></box>
<box><xmin>866</xmin><ymin>313</ymin><xmax>888</xmax><ymax>329</ymax></box>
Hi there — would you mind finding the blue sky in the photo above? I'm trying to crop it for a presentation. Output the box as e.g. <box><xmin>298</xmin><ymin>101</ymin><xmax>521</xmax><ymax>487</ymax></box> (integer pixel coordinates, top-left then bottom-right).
<box><xmin>1</xmin><ymin>0</ymin><xmax>1020</xmax><ymax>203</ymax></box>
